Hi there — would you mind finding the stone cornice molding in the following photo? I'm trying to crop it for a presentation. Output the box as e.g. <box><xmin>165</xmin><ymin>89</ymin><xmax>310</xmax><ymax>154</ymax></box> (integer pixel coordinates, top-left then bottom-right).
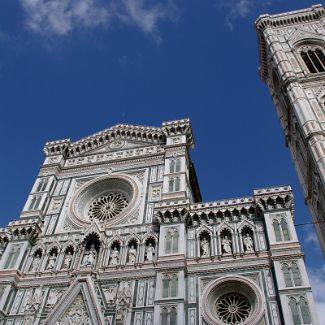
<box><xmin>255</xmin><ymin>4</ymin><xmax>325</xmax><ymax>80</ymax></box>
<box><xmin>43</xmin><ymin>119</ymin><xmax>194</xmax><ymax>158</ymax></box>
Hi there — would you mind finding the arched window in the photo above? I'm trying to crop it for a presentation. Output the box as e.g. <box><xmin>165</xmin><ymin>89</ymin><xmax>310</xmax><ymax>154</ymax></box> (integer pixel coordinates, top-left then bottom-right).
<box><xmin>168</xmin><ymin>177</ymin><xmax>181</xmax><ymax>192</ymax></box>
<box><xmin>162</xmin><ymin>274</ymin><xmax>178</xmax><ymax>298</ymax></box>
<box><xmin>168</xmin><ymin>178</ymin><xmax>175</xmax><ymax>192</ymax></box>
<box><xmin>175</xmin><ymin>159</ymin><xmax>181</xmax><ymax>172</ymax></box>
<box><xmin>282</xmin><ymin>262</ymin><xmax>302</xmax><ymax>287</ymax></box>
<box><xmin>289</xmin><ymin>299</ymin><xmax>301</xmax><ymax>325</ymax></box>
<box><xmin>281</xmin><ymin>219</ymin><xmax>290</xmax><ymax>241</ymax></box>
<box><xmin>174</xmin><ymin>177</ymin><xmax>180</xmax><ymax>191</ymax></box>
<box><xmin>289</xmin><ymin>297</ymin><xmax>311</xmax><ymax>324</ymax></box>
<box><xmin>273</xmin><ymin>221</ymin><xmax>282</xmax><ymax>242</ymax></box>
<box><xmin>291</xmin><ymin>263</ymin><xmax>302</xmax><ymax>286</ymax></box>
<box><xmin>301</xmin><ymin>47</ymin><xmax>325</xmax><ymax>73</ymax></box>
<box><xmin>4</xmin><ymin>245</ymin><xmax>21</xmax><ymax>269</ymax></box>
<box><xmin>28</xmin><ymin>195</ymin><xmax>42</xmax><ymax>211</ymax></box>
<box><xmin>169</xmin><ymin>159</ymin><xmax>181</xmax><ymax>173</ymax></box>
<box><xmin>165</xmin><ymin>228</ymin><xmax>179</xmax><ymax>254</ymax></box>
<box><xmin>170</xmin><ymin>307</ymin><xmax>177</xmax><ymax>325</ymax></box>
<box><xmin>160</xmin><ymin>307</ymin><xmax>177</xmax><ymax>325</ymax></box>
<box><xmin>283</xmin><ymin>264</ymin><xmax>293</xmax><ymax>287</ymax></box>
<box><xmin>299</xmin><ymin>298</ymin><xmax>311</xmax><ymax>324</ymax></box>
<box><xmin>36</xmin><ymin>178</ymin><xmax>48</xmax><ymax>192</ymax></box>
<box><xmin>170</xmin><ymin>160</ymin><xmax>176</xmax><ymax>173</ymax></box>
<box><xmin>273</xmin><ymin>218</ymin><xmax>291</xmax><ymax>242</ymax></box>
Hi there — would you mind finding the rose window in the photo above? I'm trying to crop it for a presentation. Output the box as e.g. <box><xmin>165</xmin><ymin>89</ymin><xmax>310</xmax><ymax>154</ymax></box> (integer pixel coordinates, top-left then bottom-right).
<box><xmin>70</xmin><ymin>175</ymin><xmax>140</xmax><ymax>227</ymax></box>
<box><xmin>215</xmin><ymin>293</ymin><xmax>251</xmax><ymax>324</ymax></box>
<box><xmin>88</xmin><ymin>193</ymin><xmax>129</xmax><ymax>221</ymax></box>
<box><xmin>201</xmin><ymin>276</ymin><xmax>265</xmax><ymax>325</ymax></box>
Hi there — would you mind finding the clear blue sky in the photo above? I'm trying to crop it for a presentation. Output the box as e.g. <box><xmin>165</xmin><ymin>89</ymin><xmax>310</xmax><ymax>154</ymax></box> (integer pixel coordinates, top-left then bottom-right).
<box><xmin>1</xmin><ymin>0</ymin><xmax>325</xmax><ymax>319</ymax></box>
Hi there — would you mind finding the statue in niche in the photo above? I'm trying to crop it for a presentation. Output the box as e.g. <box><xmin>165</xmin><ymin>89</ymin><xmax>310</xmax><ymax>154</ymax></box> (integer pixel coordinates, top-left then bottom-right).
<box><xmin>127</xmin><ymin>244</ymin><xmax>137</xmax><ymax>264</ymax></box>
<box><xmin>110</xmin><ymin>247</ymin><xmax>120</xmax><ymax>265</ymax></box>
<box><xmin>47</xmin><ymin>252</ymin><xmax>57</xmax><ymax>270</ymax></box>
<box><xmin>62</xmin><ymin>251</ymin><xmax>73</xmax><ymax>269</ymax></box>
<box><xmin>104</xmin><ymin>286</ymin><xmax>117</xmax><ymax>304</ymax></box>
<box><xmin>31</xmin><ymin>253</ymin><xmax>41</xmax><ymax>272</ymax></box>
<box><xmin>200</xmin><ymin>237</ymin><xmax>210</xmax><ymax>257</ymax></box>
<box><xmin>82</xmin><ymin>244</ymin><xmax>97</xmax><ymax>267</ymax></box>
<box><xmin>146</xmin><ymin>243</ymin><xmax>155</xmax><ymax>262</ymax></box>
<box><xmin>243</xmin><ymin>233</ymin><xmax>254</xmax><ymax>252</ymax></box>
<box><xmin>222</xmin><ymin>235</ymin><xmax>232</xmax><ymax>254</ymax></box>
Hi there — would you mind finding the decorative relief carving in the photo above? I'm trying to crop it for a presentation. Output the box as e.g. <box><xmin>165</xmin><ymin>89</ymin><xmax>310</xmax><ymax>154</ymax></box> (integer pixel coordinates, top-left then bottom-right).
<box><xmin>109</xmin><ymin>140</ymin><xmax>125</xmax><ymax>150</ymax></box>
<box><xmin>188</xmin><ymin>276</ymin><xmax>196</xmax><ymax>303</ymax></box>
<box><xmin>146</xmin><ymin>280</ymin><xmax>155</xmax><ymax>306</ymax></box>
<box><xmin>103</xmin><ymin>285</ymin><xmax>118</xmax><ymax>304</ymax></box>
<box><xmin>57</xmin><ymin>294</ymin><xmax>90</xmax><ymax>325</ymax></box>
<box><xmin>188</xmin><ymin>309</ymin><xmax>196</xmax><ymax>325</ymax></box>
<box><xmin>150</xmin><ymin>186</ymin><xmax>161</xmax><ymax>201</ymax></box>
<box><xmin>266</xmin><ymin>270</ymin><xmax>275</xmax><ymax>295</ymax></box>
<box><xmin>134</xmin><ymin>312</ymin><xmax>143</xmax><ymax>325</ymax></box>
<box><xmin>65</xmin><ymin>146</ymin><xmax>164</xmax><ymax>167</ymax></box>
<box><xmin>144</xmin><ymin>312</ymin><xmax>153</xmax><ymax>325</ymax></box>
<box><xmin>47</xmin><ymin>197</ymin><xmax>64</xmax><ymax>214</ymax></box>
<box><xmin>116</xmin><ymin>281</ymin><xmax>133</xmax><ymax>325</ymax></box>
<box><xmin>270</xmin><ymin>302</ymin><xmax>280</xmax><ymax>325</ymax></box>
<box><xmin>46</xmin><ymin>288</ymin><xmax>65</xmax><ymax>307</ymax></box>
<box><xmin>136</xmin><ymin>280</ymin><xmax>146</xmax><ymax>306</ymax></box>
<box><xmin>11</xmin><ymin>290</ymin><xmax>24</xmax><ymax>314</ymax></box>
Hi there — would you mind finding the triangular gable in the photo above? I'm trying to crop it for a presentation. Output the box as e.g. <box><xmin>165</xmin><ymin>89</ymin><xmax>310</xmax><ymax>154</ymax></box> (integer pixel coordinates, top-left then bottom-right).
<box><xmin>78</xmin><ymin>139</ymin><xmax>156</xmax><ymax>157</ymax></box>
<box><xmin>45</xmin><ymin>276</ymin><xmax>105</xmax><ymax>325</ymax></box>
<box><xmin>83</xmin><ymin>220</ymin><xmax>102</xmax><ymax>240</ymax></box>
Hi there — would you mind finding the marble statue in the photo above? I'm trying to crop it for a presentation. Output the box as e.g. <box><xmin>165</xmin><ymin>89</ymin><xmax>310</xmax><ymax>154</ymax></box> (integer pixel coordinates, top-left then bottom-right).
<box><xmin>243</xmin><ymin>233</ymin><xmax>254</xmax><ymax>252</ymax></box>
<box><xmin>110</xmin><ymin>247</ymin><xmax>120</xmax><ymax>265</ymax></box>
<box><xmin>200</xmin><ymin>237</ymin><xmax>210</xmax><ymax>257</ymax></box>
<box><xmin>146</xmin><ymin>243</ymin><xmax>155</xmax><ymax>262</ymax></box>
<box><xmin>104</xmin><ymin>286</ymin><xmax>117</xmax><ymax>303</ymax></box>
<box><xmin>31</xmin><ymin>253</ymin><xmax>41</xmax><ymax>272</ymax></box>
<box><xmin>128</xmin><ymin>244</ymin><xmax>137</xmax><ymax>264</ymax></box>
<box><xmin>62</xmin><ymin>251</ymin><xmax>73</xmax><ymax>269</ymax></box>
<box><xmin>47</xmin><ymin>252</ymin><xmax>57</xmax><ymax>270</ymax></box>
<box><xmin>82</xmin><ymin>245</ymin><xmax>97</xmax><ymax>267</ymax></box>
<box><xmin>222</xmin><ymin>235</ymin><xmax>232</xmax><ymax>254</ymax></box>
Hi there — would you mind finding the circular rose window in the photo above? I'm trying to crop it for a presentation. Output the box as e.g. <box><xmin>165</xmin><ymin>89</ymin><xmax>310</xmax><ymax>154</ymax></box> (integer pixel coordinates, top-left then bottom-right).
<box><xmin>201</xmin><ymin>276</ymin><xmax>264</xmax><ymax>325</ymax></box>
<box><xmin>70</xmin><ymin>175</ymin><xmax>140</xmax><ymax>226</ymax></box>
<box><xmin>215</xmin><ymin>293</ymin><xmax>251</xmax><ymax>324</ymax></box>
<box><xmin>88</xmin><ymin>193</ymin><xmax>129</xmax><ymax>221</ymax></box>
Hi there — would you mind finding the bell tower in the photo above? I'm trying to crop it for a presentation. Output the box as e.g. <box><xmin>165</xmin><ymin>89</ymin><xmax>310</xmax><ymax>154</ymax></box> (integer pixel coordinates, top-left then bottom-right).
<box><xmin>256</xmin><ymin>4</ymin><xmax>325</xmax><ymax>253</ymax></box>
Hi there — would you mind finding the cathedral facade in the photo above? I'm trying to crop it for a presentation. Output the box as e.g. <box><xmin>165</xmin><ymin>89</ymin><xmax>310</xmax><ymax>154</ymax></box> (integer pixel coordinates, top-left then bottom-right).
<box><xmin>0</xmin><ymin>119</ymin><xmax>319</xmax><ymax>325</ymax></box>
<box><xmin>256</xmin><ymin>4</ymin><xmax>325</xmax><ymax>254</ymax></box>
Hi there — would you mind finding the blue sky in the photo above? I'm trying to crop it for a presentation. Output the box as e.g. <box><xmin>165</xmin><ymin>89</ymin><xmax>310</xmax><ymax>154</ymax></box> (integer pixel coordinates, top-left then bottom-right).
<box><xmin>1</xmin><ymin>0</ymin><xmax>325</xmax><ymax>320</ymax></box>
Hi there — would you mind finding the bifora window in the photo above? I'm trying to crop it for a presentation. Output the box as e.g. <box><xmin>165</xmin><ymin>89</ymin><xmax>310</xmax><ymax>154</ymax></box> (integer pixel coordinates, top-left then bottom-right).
<box><xmin>162</xmin><ymin>274</ymin><xmax>178</xmax><ymax>298</ymax></box>
<box><xmin>273</xmin><ymin>218</ymin><xmax>290</xmax><ymax>242</ymax></box>
<box><xmin>282</xmin><ymin>262</ymin><xmax>302</xmax><ymax>287</ymax></box>
<box><xmin>301</xmin><ymin>47</ymin><xmax>325</xmax><ymax>73</ymax></box>
<box><xmin>289</xmin><ymin>297</ymin><xmax>311</xmax><ymax>325</ymax></box>
<box><xmin>160</xmin><ymin>307</ymin><xmax>177</xmax><ymax>325</ymax></box>
<box><xmin>165</xmin><ymin>227</ymin><xmax>179</xmax><ymax>254</ymax></box>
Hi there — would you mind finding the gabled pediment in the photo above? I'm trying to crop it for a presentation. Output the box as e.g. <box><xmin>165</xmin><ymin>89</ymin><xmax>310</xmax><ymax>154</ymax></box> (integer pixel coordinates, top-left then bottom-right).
<box><xmin>78</xmin><ymin>139</ymin><xmax>156</xmax><ymax>157</ymax></box>
<box><xmin>45</xmin><ymin>277</ymin><xmax>105</xmax><ymax>325</ymax></box>
<box><xmin>44</xmin><ymin>119</ymin><xmax>194</xmax><ymax>158</ymax></box>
